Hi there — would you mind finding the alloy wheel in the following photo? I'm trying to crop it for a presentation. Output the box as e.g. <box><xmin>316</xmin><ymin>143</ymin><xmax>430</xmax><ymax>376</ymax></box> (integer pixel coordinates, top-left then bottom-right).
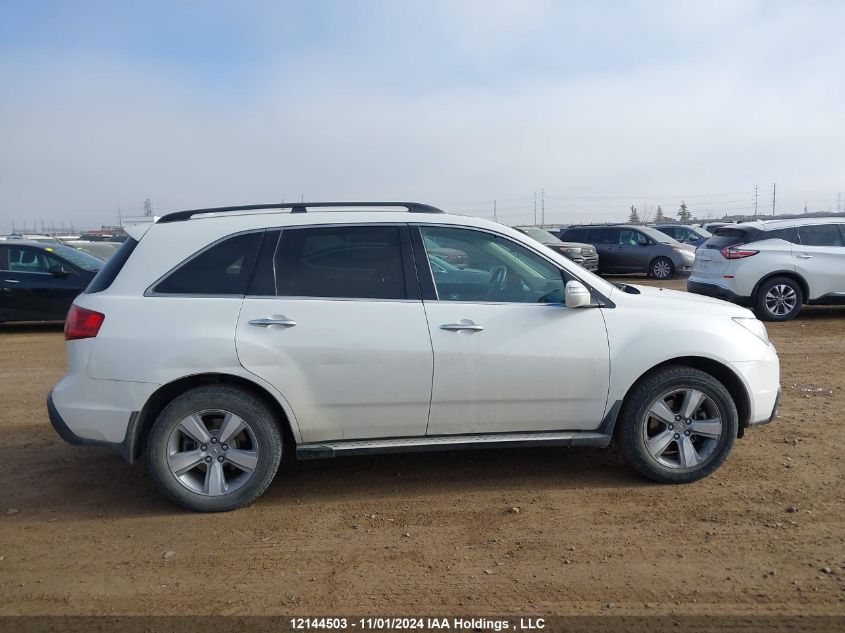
<box><xmin>653</xmin><ymin>259</ymin><xmax>672</xmax><ymax>279</ymax></box>
<box><xmin>166</xmin><ymin>409</ymin><xmax>259</xmax><ymax>496</ymax></box>
<box><xmin>764</xmin><ymin>284</ymin><xmax>798</xmax><ymax>316</ymax></box>
<box><xmin>641</xmin><ymin>388</ymin><xmax>723</xmax><ymax>469</ymax></box>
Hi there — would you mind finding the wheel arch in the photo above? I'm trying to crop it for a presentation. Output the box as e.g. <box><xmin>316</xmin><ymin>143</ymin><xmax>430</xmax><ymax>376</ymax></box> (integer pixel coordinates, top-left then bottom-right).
<box><xmin>751</xmin><ymin>270</ymin><xmax>809</xmax><ymax>303</ymax></box>
<box><xmin>616</xmin><ymin>356</ymin><xmax>752</xmax><ymax>438</ymax></box>
<box><xmin>130</xmin><ymin>373</ymin><xmax>298</xmax><ymax>462</ymax></box>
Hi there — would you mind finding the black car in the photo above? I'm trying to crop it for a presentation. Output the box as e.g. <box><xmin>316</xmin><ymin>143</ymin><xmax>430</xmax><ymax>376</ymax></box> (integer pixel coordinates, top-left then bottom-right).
<box><xmin>0</xmin><ymin>240</ymin><xmax>103</xmax><ymax>322</ymax></box>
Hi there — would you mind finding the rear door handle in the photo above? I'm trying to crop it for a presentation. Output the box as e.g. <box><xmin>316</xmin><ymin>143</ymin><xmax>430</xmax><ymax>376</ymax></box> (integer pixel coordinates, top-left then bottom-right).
<box><xmin>249</xmin><ymin>317</ymin><xmax>297</xmax><ymax>327</ymax></box>
<box><xmin>440</xmin><ymin>321</ymin><xmax>484</xmax><ymax>332</ymax></box>
<box><xmin>3</xmin><ymin>279</ymin><xmax>19</xmax><ymax>284</ymax></box>
<box><xmin>796</xmin><ymin>253</ymin><xmax>813</xmax><ymax>259</ymax></box>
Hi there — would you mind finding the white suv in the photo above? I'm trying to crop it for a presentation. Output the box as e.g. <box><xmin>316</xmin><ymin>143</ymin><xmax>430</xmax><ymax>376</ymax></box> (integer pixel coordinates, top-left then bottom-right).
<box><xmin>49</xmin><ymin>202</ymin><xmax>780</xmax><ymax>511</ymax></box>
<box><xmin>688</xmin><ymin>218</ymin><xmax>845</xmax><ymax>321</ymax></box>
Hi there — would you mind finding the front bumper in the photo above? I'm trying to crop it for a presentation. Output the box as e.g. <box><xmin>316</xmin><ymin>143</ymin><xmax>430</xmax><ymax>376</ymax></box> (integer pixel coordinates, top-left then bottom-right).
<box><xmin>748</xmin><ymin>386</ymin><xmax>781</xmax><ymax>427</ymax></box>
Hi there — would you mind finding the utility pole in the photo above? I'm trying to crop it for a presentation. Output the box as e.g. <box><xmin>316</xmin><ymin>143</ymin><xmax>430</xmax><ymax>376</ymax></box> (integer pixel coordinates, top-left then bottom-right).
<box><xmin>753</xmin><ymin>185</ymin><xmax>759</xmax><ymax>219</ymax></box>
<box><xmin>541</xmin><ymin>189</ymin><xmax>545</xmax><ymax>226</ymax></box>
<box><xmin>533</xmin><ymin>191</ymin><xmax>537</xmax><ymax>225</ymax></box>
<box><xmin>772</xmin><ymin>182</ymin><xmax>777</xmax><ymax>216</ymax></box>
<box><xmin>837</xmin><ymin>192</ymin><xmax>842</xmax><ymax>214</ymax></box>
<box><xmin>493</xmin><ymin>199</ymin><xmax>498</xmax><ymax>222</ymax></box>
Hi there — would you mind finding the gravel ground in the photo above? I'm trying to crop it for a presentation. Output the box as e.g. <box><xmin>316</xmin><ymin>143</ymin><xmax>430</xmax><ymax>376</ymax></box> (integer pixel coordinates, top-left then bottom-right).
<box><xmin>0</xmin><ymin>278</ymin><xmax>843</xmax><ymax>617</ymax></box>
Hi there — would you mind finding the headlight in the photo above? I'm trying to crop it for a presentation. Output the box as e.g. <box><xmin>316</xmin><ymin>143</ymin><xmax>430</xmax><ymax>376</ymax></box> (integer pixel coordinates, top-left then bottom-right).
<box><xmin>733</xmin><ymin>317</ymin><xmax>769</xmax><ymax>344</ymax></box>
<box><xmin>560</xmin><ymin>247</ymin><xmax>582</xmax><ymax>255</ymax></box>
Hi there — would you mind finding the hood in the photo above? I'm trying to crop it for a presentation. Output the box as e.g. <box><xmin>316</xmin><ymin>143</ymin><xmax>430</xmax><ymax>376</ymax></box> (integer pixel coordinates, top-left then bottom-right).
<box><xmin>623</xmin><ymin>284</ymin><xmax>755</xmax><ymax>317</ymax></box>
<box><xmin>559</xmin><ymin>241</ymin><xmax>595</xmax><ymax>250</ymax></box>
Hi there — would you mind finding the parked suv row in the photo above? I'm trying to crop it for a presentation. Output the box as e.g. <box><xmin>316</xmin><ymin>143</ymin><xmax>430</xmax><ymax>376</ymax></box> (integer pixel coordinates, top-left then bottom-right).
<box><xmin>560</xmin><ymin>225</ymin><xmax>696</xmax><ymax>279</ymax></box>
<box><xmin>688</xmin><ymin>217</ymin><xmax>845</xmax><ymax>321</ymax></box>
<box><xmin>49</xmin><ymin>202</ymin><xmax>779</xmax><ymax>511</ymax></box>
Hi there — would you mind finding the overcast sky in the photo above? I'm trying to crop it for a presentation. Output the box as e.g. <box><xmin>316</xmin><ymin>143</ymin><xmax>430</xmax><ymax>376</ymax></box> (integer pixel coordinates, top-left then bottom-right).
<box><xmin>1</xmin><ymin>0</ymin><xmax>843</xmax><ymax>232</ymax></box>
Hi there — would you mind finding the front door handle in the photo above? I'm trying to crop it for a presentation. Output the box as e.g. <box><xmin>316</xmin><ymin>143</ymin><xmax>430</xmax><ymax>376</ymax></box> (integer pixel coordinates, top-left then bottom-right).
<box><xmin>249</xmin><ymin>317</ymin><xmax>297</xmax><ymax>327</ymax></box>
<box><xmin>3</xmin><ymin>279</ymin><xmax>19</xmax><ymax>284</ymax></box>
<box><xmin>796</xmin><ymin>253</ymin><xmax>813</xmax><ymax>259</ymax></box>
<box><xmin>440</xmin><ymin>321</ymin><xmax>484</xmax><ymax>332</ymax></box>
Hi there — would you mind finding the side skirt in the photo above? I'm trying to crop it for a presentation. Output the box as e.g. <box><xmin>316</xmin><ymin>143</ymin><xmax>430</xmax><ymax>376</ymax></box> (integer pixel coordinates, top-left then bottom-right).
<box><xmin>296</xmin><ymin>430</ymin><xmax>611</xmax><ymax>460</ymax></box>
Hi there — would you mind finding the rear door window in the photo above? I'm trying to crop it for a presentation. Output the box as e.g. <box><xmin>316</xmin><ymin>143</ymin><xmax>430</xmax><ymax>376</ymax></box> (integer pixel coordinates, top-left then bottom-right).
<box><xmin>562</xmin><ymin>228</ymin><xmax>586</xmax><ymax>241</ymax></box>
<box><xmin>152</xmin><ymin>232</ymin><xmax>263</xmax><ymax>295</ymax></box>
<box><xmin>798</xmin><ymin>224</ymin><xmax>844</xmax><ymax>247</ymax></box>
<box><xmin>588</xmin><ymin>228</ymin><xmax>620</xmax><ymax>244</ymax></box>
<box><xmin>273</xmin><ymin>225</ymin><xmax>408</xmax><ymax>300</ymax></box>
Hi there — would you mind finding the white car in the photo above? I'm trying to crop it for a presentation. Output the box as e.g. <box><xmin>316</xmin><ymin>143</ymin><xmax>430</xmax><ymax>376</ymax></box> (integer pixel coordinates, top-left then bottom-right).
<box><xmin>49</xmin><ymin>202</ymin><xmax>780</xmax><ymax>511</ymax></box>
<box><xmin>688</xmin><ymin>217</ymin><xmax>845</xmax><ymax>321</ymax></box>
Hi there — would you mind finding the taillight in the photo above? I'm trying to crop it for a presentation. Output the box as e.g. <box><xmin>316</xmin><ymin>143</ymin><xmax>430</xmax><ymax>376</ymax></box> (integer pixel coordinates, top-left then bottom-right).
<box><xmin>65</xmin><ymin>305</ymin><xmax>105</xmax><ymax>340</ymax></box>
<box><xmin>720</xmin><ymin>245</ymin><xmax>759</xmax><ymax>260</ymax></box>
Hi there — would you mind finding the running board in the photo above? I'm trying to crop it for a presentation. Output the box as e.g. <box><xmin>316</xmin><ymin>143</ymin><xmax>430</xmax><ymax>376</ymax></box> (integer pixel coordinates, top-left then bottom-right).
<box><xmin>296</xmin><ymin>431</ymin><xmax>611</xmax><ymax>460</ymax></box>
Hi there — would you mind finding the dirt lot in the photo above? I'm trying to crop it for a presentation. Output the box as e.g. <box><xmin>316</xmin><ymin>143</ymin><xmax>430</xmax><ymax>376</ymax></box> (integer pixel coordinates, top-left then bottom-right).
<box><xmin>0</xmin><ymin>278</ymin><xmax>843</xmax><ymax>618</ymax></box>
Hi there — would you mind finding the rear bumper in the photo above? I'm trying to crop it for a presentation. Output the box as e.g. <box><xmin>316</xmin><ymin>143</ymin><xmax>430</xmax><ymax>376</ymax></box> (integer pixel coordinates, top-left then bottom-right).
<box><xmin>687</xmin><ymin>280</ymin><xmax>750</xmax><ymax>304</ymax></box>
<box><xmin>47</xmin><ymin>391</ymin><xmax>140</xmax><ymax>462</ymax></box>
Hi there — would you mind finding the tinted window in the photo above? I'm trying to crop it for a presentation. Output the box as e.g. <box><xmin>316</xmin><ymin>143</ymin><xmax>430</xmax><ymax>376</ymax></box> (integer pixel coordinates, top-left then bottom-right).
<box><xmin>561</xmin><ymin>228</ymin><xmax>586</xmax><ymax>241</ymax></box>
<box><xmin>702</xmin><ymin>227</ymin><xmax>760</xmax><ymax>249</ymax></box>
<box><xmin>798</xmin><ymin>224</ymin><xmax>844</xmax><ymax>247</ymax></box>
<box><xmin>153</xmin><ymin>232</ymin><xmax>262</xmax><ymax>295</ymax></box>
<box><xmin>47</xmin><ymin>245</ymin><xmax>103</xmax><ymax>271</ymax></box>
<box><xmin>420</xmin><ymin>226</ymin><xmax>566</xmax><ymax>303</ymax></box>
<box><xmin>274</xmin><ymin>226</ymin><xmax>406</xmax><ymax>300</ymax></box>
<box><xmin>588</xmin><ymin>228</ymin><xmax>620</xmax><ymax>244</ymax></box>
<box><xmin>86</xmin><ymin>238</ymin><xmax>138</xmax><ymax>293</ymax></box>
<box><xmin>656</xmin><ymin>227</ymin><xmax>678</xmax><ymax>239</ymax></box>
<box><xmin>762</xmin><ymin>227</ymin><xmax>798</xmax><ymax>243</ymax></box>
<box><xmin>619</xmin><ymin>229</ymin><xmax>649</xmax><ymax>246</ymax></box>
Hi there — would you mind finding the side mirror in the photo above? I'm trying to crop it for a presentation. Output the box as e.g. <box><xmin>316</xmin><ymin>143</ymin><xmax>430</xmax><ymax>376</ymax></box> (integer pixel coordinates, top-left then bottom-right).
<box><xmin>565</xmin><ymin>280</ymin><xmax>592</xmax><ymax>308</ymax></box>
<box><xmin>48</xmin><ymin>264</ymin><xmax>70</xmax><ymax>278</ymax></box>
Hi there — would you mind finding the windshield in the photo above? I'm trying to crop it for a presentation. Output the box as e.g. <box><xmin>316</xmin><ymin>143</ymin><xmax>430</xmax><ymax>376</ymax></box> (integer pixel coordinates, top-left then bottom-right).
<box><xmin>637</xmin><ymin>225</ymin><xmax>682</xmax><ymax>244</ymax></box>
<box><xmin>46</xmin><ymin>245</ymin><xmax>104</xmax><ymax>271</ymax></box>
<box><xmin>691</xmin><ymin>226</ymin><xmax>712</xmax><ymax>238</ymax></box>
<box><xmin>520</xmin><ymin>227</ymin><xmax>562</xmax><ymax>244</ymax></box>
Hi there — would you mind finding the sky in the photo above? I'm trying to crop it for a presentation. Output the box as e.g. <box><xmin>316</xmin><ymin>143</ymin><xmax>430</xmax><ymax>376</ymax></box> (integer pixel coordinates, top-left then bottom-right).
<box><xmin>1</xmin><ymin>0</ymin><xmax>844</xmax><ymax>232</ymax></box>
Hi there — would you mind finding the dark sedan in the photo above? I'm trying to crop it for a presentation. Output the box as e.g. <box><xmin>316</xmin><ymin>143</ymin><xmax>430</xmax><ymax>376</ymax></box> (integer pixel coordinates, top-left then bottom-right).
<box><xmin>0</xmin><ymin>240</ymin><xmax>103</xmax><ymax>322</ymax></box>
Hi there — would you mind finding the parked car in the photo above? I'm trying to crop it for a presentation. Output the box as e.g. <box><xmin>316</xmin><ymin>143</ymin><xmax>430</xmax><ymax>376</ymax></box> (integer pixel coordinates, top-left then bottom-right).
<box><xmin>688</xmin><ymin>218</ymin><xmax>845</xmax><ymax>321</ymax></box>
<box><xmin>513</xmin><ymin>226</ymin><xmax>599</xmax><ymax>272</ymax></box>
<box><xmin>48</xmin><ymin>201</ymin><xmax>780</xmax><ymax>512</ymax></box>
<box><xmin>701</xmin><ymin>222</ymin><xmax>730</xmax><ymax>234</ymax></box>
<box><xmin>0</xmin><ymin>240</ymin><xmax>104</xmax><ymax>322</ymax></box>
<box><xmin>651</xmin><ymin>224</ymin><xmax>712</xmax><ymax>248</ymax></box>
<box><xmin>1</xmin><ymin>233</ymin><xmax>62</xmax><ymax>245</ymax></box>
<box><xmin>65</xmin><ymin>240</ymin><xmax>121</xmax><ymax>261</ymax></box>
<box><xmin>559</xmin><ymin>225</ymin><xmax>696</xmax><ymax>279</ymax></box>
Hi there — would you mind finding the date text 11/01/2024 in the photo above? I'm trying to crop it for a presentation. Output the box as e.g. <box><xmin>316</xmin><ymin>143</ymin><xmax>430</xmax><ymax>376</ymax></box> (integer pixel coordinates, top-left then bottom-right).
<box><xmin>289</xmin><ymin>618</ymin><xmax>547</xmax><ymax>630</ymax></box>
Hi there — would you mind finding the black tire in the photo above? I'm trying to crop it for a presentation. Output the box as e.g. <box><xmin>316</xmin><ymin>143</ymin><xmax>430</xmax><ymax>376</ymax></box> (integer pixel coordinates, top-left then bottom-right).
<box><xmin>649</xmin><ymin>257</ymin><xmax>675</xmax><ymax>280</ymax></box>
<box><xmin>147</xmin><ymin>385</ymin><xmax>283</xmax><ymax>512</ymax></box>
<box><xmin>617</xmin><ymin>366</ymin><xmax>738</xmax><ymax>484</ymax></box>
<box><xmin>753</xmin><ymin>276</ymin><xmax>803</xmax><ymax>322</ymax></box>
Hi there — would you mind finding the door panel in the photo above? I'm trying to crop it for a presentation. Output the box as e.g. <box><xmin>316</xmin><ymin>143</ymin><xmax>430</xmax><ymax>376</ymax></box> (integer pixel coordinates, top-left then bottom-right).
<box><xmin>424</xmin><ymin>302</ymin><xmax>610</xmax><ymax>434</ymax></box>
<box><xmin>236</xmin><ymin>299</ymin><xmax>433</xmax><ymax>442</ymax></box>
<box><xmin>794</xmin><ymin>224</ymin><xmax>845</xmax><ymax>299</ymax></box>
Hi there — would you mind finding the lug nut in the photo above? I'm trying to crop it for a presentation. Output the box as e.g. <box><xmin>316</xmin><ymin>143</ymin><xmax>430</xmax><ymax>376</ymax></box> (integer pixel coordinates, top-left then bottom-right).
<box><xmin>217</xmin><ymin>456</ymin><xmax>224</xmax><ymax>462</ymax></box>
<box><xmin>200</xmin><ymin>445</ymin><xmax>207</xmax><ymax>452</ymax></box>
<box><xmin>685</xmin><ymin>430</ymin><xmax>691</xmax><ymax>436</ymax></box>
<box><xmin>674</xmin><ymin>433</ymin><xmax>680</xmax><ymax>439</ymax></box>
<box><xmin>668</xmin><ymin>424</ymin><xmax>674</xmax><ymax>431</ymax></box>
<box><xmin>204</xmin><ymin>456</ymin><xmax>212</xmax><ymax>463</ymax></box>
<box><xmin>675</xmin><ymin>415</ymin><xmax>681</xmax><ymax>421</ymax></box>
<box><xmin>221</xmin><ymin>444</ymin><xmax>228</xmax><ymax>451</ymax></box>
<box><xmin>211</xmin><ymin>438</ymin><xmax>218</xmax><ymax>444</ymax></box>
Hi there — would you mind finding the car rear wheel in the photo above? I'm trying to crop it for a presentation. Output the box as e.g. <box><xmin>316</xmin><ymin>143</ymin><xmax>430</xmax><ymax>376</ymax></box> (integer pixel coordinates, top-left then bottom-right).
<box><xmin>649</xmin><ymin>257</ymin><xmax>674</xmax><ymax>280</ymax></box>
<box><xmin>754</xmin><ymin>276</ymin><xmax>803</xmax><ymax>322</ymax></box>
<box><xmin>617</xmin><ymin>366</ymin><xmax>738</xmax><ymax>484</ymax></box>
<box><xmin>147</xmin><ymin>385</ymin><xmax>282</xmax><ymax>512</ymax></box>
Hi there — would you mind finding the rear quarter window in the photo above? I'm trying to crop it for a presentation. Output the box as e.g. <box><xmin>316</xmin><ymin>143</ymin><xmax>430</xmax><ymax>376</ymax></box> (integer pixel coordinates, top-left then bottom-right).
<box><xmin>151</xmin><ymin>232</ymin><xmax>263</xmax><ymax>295</ymax></box>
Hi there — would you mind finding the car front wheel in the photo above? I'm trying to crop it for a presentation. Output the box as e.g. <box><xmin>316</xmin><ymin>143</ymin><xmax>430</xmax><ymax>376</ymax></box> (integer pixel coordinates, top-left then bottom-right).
<box><xmin>147</xmin><ymin>385</ymin><xmax>283</xmax><ymax>512</ymax></box>
<box><xmin>617</xmin><ymin>366</ymin><xmax>738</xmax><ymax>484</ymax></box>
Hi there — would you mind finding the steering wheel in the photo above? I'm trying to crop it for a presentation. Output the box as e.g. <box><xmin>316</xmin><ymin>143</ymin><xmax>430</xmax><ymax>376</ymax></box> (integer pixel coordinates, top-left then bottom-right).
<box><xmin>486</xmin><ymin>265</ymin><xmax>508</xmax><ymax>299</ymax></box>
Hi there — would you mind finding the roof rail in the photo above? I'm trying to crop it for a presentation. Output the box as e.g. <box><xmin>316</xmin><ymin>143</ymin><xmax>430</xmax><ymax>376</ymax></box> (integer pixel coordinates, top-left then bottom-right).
<box><xmin>158</xmin><ymin>201</ymin><xmax>445</xmax><ymax>224</ymax></box>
